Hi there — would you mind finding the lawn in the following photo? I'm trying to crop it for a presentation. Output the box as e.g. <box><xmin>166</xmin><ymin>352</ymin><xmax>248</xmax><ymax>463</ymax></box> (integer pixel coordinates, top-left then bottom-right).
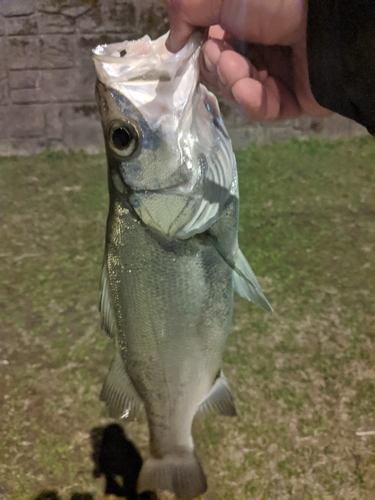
<box><xmin>0</xmin><ymin>136</ymin><xmax>374</xmax><ymax>500</ymax></box>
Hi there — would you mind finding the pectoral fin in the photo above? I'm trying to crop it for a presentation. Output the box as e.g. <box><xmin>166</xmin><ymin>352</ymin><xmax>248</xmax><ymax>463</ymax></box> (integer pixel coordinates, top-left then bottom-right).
<box><xmin>206</xmin><ymin>194</ymin><xmax>273</xmax><ymax>313</ymax></box>
<box><xmin>208</xmin><ymin>235</ymin><xmax>273</xmax><ymax>312</ymax></box>
<box><xmin>101</xmin><ymin>349</ymin><xmax>143</xmax><ymax>420</ymax></box>
<box><xmin>232</xmin><ymin>248</ymin><xmax>273</xmax><ymax>312</ymax></box>
<box><xmin>196</xmin><ymin>371</ymin><xmax>236</xmax><ymax>417</ymax></box>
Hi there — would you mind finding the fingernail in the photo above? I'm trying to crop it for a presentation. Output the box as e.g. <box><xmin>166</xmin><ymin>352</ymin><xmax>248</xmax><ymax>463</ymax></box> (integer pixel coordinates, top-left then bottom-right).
<box><xmin>203</xmin><ymin>52</ymin><xmax>215</xmax><ymax>73</ymax></box>
<box><xmin>217</xmin><ymin>67</ymin><xmax>228</xmax><ymax>87</ymax></box>
<box><xmin>232</xmin><ymin>90</ymin><xmax>242</xmax><ymax>106</ymax></box>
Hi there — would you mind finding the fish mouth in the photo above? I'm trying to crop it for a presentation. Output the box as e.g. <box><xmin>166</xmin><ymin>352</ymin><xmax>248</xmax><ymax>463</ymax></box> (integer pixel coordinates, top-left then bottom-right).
<box><xmin>127</xmin><ymin>168</ymin><xmax>200</xmax><ymax>197</ymax></box>
<box><xmin>130</xmin><ymin>185</ymin><xmax>196</xmax><ymax>197</ymax></box>
<box><xmin>131</xmin><ymin>178</ymin><xmax>230</xmax><ymax>204</ymax></box>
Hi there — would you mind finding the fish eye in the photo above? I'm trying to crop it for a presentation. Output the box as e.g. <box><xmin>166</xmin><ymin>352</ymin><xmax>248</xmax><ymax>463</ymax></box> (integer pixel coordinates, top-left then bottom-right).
<box><xmin>112</xmin><ymin>127</ymin><xmax>131</xmax><ymax>149</ymax></box>
<box><xmin>108</xmin><ymin>120</ymin><xmax>141</xmax><ymax>158</ymax></box>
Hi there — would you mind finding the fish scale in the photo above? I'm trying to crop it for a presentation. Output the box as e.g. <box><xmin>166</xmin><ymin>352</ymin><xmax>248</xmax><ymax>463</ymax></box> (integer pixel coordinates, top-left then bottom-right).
<box><xmin>93</xmin><ymin>32</ymin><xmax>271</xmax><ymax>500</ymax></box>
<box><xmin>105</xmin><ymin>192</ymin><xmax>232</xmax><ymax>489</ymax></box>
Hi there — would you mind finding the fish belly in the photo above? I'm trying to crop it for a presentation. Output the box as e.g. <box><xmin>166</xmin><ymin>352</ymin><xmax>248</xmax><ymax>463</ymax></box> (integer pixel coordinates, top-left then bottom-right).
<box><xmin>106</xmin><ymin>198</ymin><xmax>233</xmax><ymax>455</ymax></box>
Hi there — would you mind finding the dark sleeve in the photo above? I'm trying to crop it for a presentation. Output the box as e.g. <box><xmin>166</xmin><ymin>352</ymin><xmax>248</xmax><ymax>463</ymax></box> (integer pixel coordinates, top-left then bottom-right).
<box><xmin>307</xmin><ymin>0</ymin><xmax>375</xmax><ymax>134</ymax></box>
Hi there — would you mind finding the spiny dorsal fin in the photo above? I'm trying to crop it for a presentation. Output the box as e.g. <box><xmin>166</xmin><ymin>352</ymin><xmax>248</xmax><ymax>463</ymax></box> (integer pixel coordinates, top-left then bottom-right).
<box><xmin>100</xmin><ymin>349</ymin><xmax>143</xmax><ymax>421</ymax></box>
<box><xmin>99</xmin><ymin>262</ymin><xmax>117</xmax><ymax>338</ymax></box>
<box><xmin>196</xmin><ymin>370</ymin><xmax>237</xmax><ymax>418</ymax></box>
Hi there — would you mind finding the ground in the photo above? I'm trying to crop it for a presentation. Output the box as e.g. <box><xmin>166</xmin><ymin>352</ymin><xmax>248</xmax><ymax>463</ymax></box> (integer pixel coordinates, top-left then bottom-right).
<box><xmin>0</xmin><ymin>136</ymin><xmax>374</xmax><ymax>500</ymax></box>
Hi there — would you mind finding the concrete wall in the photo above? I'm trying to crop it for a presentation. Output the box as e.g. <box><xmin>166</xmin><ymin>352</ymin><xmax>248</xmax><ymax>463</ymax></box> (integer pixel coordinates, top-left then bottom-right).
<box><xmin>0</xmin><ymin>0</ymin><xmax>367</xmax><ymax>156</ymax></box>
<box><xmin>223</xmin><ymin>106</ymin><xmax>367</xmax><ymax>150</ymax></box>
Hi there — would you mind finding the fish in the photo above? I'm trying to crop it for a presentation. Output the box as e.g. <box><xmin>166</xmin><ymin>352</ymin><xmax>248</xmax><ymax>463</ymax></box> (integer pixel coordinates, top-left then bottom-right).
<box><xmin>92</xmin><ymin>32</ymin><xmax>271</xmax><ymax>500</ymax></box>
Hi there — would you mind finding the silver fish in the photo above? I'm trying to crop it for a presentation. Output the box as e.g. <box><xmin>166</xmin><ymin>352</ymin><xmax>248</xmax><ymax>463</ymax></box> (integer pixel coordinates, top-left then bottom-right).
<box><xmin>93</xmin><ymin>32</ymin><xmax>271</xmax><ymax>500</ymax></box>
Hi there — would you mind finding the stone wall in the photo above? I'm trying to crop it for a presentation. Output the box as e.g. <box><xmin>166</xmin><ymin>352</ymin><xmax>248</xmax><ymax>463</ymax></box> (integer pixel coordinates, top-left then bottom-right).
<box><xmin>0</xmin><ymin>0</ymin><xmax>367</xmax><ymax>156</ymax></box>
<box><xmin>0</xmin><ymin>0</ymin><xmax>169</xmax><ymax>155</ymax></box>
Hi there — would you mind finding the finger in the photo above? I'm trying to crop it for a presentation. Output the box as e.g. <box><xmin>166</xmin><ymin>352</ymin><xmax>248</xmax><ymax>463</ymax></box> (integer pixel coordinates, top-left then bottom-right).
<box><xmin>166</xmin><ymin>20</ymin><xmax>195</xmax><ymax>53</ymax></box>
<box><xmin>215</xmin><ymin>49</ymin><xmax>270</xmax><ymax>113</ymax></box>
<box><xmin>232</xmin><ymin>75</ymin><xmax>302</xmax><ymax>121</ymax></box>
<box><xmin>201</xmin><ymin>41</ymin><xmax>302</xmax><ymax>121</ymax></box>
<box><xmin>201</xmin><ymin>41</ymin><xmax>261</xmax><ymax>100</ymax></box>
<box><xmin>166</xmin><ymin>0</ymin><xmax>223</xmax><ymax>52</ymax></box>
<box><xmin>200</xmin><ymin>38</ymin><xmax>233</xmax><ymax>88</ymax></box>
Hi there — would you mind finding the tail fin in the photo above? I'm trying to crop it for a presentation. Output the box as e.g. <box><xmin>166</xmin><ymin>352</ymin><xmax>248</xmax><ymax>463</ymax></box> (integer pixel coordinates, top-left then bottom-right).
<box><xmin>137</xmin><ymin>449</ymin><xmax>207</xmax><ymax>500</ymax></box>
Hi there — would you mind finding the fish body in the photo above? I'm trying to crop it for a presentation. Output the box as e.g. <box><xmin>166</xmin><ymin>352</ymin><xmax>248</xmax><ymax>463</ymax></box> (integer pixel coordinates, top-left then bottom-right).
<box><xmin>93</xmin><ymin>33</ymin><xmax>271</xmax><ymax>500</ymax></box>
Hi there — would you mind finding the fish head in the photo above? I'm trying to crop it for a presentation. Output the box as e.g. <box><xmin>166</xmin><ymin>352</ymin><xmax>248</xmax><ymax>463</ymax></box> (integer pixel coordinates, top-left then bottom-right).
<box><xmin>95</xmin><ymin>78</ymin><xmax>198</xmax><ymax>195</ymax></box>
<box><xmin>93</xmin><ymin>33</ymin><xmax>236</xmax><ymax>238</ymax></box>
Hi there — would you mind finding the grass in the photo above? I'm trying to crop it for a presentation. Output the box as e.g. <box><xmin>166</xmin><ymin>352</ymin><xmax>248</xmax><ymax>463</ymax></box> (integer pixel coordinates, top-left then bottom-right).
<box><xmin>0</xmin><ymin>136</ymin><xmax>374</xmax><ymax>500</ymax></box>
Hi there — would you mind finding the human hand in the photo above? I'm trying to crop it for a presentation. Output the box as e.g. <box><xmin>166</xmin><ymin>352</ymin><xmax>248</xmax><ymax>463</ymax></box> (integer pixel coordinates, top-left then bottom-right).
<box><xmin>166</xmin><ymin>0</ymin><xmax>331</xmax><ymax>121</ymax></box>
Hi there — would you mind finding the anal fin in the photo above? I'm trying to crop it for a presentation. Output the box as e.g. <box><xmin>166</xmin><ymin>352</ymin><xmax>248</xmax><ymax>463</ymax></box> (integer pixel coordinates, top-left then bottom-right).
<box><xmin>196</xmin><ymin>371</ymin><xmax>236</xmax><ymax>418</ymax></box>
<box><xmin>101</xmin><ymin>349</ymin><xmax>143</xmax><ymax>421</ymax></box>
